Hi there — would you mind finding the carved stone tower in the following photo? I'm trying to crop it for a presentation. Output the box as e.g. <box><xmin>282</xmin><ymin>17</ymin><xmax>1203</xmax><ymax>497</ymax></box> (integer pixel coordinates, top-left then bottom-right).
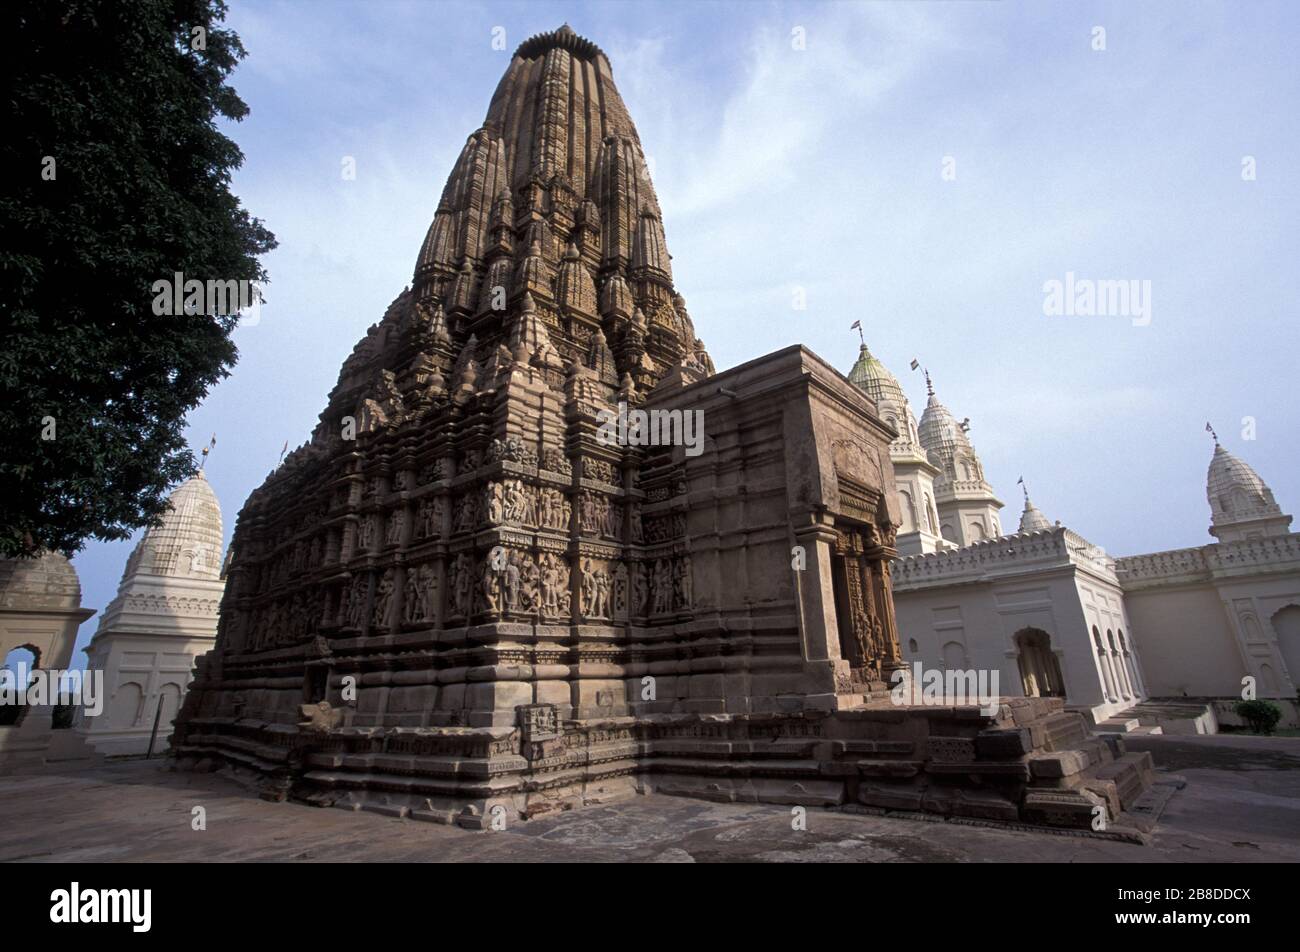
<box><xmin>174</xmin><ymin>27</ymin><xmax>1155</xmax><ymax>831</ymax></box>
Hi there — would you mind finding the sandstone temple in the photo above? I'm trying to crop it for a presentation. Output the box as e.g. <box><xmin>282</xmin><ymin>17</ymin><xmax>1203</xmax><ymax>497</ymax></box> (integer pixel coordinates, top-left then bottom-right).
<box><xmin>172</xmin><ymin>26</ymin><xmax>1158</xmax><ymax>831</ymax></box>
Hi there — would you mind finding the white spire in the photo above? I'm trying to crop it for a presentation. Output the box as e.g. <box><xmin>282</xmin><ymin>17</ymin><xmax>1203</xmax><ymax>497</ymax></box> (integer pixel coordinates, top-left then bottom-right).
<box><xmin>1017</xmin><ymin>480</ymin><xmax>1052</xmax><ymax>533</ymax></box>
<box><xmin>1206</xmin><ymin>441</ymin><xmax>1291</xmax><ymax>542</ymax></box>
<box><xmin>916</xmin><ymin>372</ymin><xmax>1003</xmax><ymax>546</ymax></box>
<box><xmin>121</xmin><ymin>473</ymin><xmax>224</xmax><ymax>582</ymax></box>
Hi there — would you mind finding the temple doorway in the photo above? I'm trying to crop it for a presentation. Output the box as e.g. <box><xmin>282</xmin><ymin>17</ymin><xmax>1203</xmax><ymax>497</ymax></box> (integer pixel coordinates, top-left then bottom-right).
<box><xmin>1015</xmin><ymin>628</ymin><xmax>1065</xmax><ymax>698</ymax></box>
<box><xmin>829</xmin><ymin>522</ymin><xmax>902</xmax><ymax>690</ymax></box>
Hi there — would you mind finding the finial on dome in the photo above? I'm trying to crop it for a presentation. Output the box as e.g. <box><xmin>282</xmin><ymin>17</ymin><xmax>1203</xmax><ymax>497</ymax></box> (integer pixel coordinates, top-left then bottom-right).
<box><xmin>198</xmin><ymin>433</ymin><xmax>216</xmax><ymax>471</ymax></box>
<box><xmin>850</xmin><ymin>319</ymin><xmax>865</xmax><ymax>347</ymax></box>
<box><xmin>924</xmin><ymin>368</ymin><xmax>934</xmax><ymax>396</ymax></box>
<box><xmin>1206</xmin><ymin>421</ymin><xmax>1219</xmax><ymax>446</ymax></box>
<box><xmin>1018</xmin><ymin>475</ymin><xmax>1029</xmax><ymax>502</ymax></box>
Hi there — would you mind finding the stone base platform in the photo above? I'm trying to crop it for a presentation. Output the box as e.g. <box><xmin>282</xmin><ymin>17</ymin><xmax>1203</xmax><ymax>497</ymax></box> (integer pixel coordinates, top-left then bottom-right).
<box><xmin>174</xmin><ymin>695</ymin><xmax>1156</xmax><ymax>834</ymax></box>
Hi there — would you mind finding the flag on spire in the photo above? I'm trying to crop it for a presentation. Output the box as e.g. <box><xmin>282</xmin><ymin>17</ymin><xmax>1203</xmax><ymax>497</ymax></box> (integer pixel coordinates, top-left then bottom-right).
<box><xmin>199</xmin><ymin>433</ymin><xmax>217</xmax><ymax>470</ymax></box>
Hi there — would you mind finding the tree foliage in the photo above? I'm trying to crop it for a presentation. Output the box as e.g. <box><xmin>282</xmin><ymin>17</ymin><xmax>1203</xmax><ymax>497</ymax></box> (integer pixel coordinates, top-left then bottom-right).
<box><xmin>0</xmin><ymin>0</ymin><xmax>275</xmax><ymax>557</ymax></box>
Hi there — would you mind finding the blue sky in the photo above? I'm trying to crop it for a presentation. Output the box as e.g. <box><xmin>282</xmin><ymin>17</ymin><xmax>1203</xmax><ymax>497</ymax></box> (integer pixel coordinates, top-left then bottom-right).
<box><xmin>62</xmin><ymin>0</ymin><xmax>1300</xmax><ymax>661</ymax></box>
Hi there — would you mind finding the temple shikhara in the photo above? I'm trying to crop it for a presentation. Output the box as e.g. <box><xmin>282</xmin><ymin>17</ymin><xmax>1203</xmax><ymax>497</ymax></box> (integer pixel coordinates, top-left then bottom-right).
<box><xmin>171</xmin><ymin>25</ymin><xmax>1164</xmax><ymax>831</ymax></box>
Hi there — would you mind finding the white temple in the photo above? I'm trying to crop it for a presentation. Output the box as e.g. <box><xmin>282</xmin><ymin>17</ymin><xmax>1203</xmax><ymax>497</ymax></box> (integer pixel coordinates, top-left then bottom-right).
<box><xmin>80</xmin><ymin>471</ymin><xmax>226</xmax><ymax>755</ymax></box>
<box><xmin>849</xmin><ymin>342</ymin><xmax>1300</xmax><ymax>732</ymax></box>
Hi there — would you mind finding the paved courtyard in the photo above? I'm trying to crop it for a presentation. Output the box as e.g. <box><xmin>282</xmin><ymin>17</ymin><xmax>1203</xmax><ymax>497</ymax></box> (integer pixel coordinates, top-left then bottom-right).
<box><xmin>1</xmin><ymin>734</ymin><xmax>1296</xmax><ymax>863</ymax></box>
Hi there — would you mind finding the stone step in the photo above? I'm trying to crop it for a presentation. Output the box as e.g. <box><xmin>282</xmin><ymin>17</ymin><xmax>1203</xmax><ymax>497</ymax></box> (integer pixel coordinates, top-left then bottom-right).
<box><xmin>1078</xmin><ymin>750</ymin><xmax>1156</xmax><ymax>818</ymax></box>
<box><xmin>1026</xmin><ymin>739</ymin><xmax>1109</xmax><ymax>781</ymax></box>
<box><xmin>1096</xmin><ymin>717</ymin><xmax>1141</xmax><ymax>733</ymax></box>
<box><xmin>1091</xmin><ymin>751</ymin><xmax>1156</xmax><ymax>810</ymax></box>
<box><xmin>1040</xmin><ymin>712</ymin><xmax>1091</xmax><ymax>752</ymax></box>
<box><xmin>1021</xmin><ymin>787</ymin><xmax>1107</xmax><ymax>829</ymax></box>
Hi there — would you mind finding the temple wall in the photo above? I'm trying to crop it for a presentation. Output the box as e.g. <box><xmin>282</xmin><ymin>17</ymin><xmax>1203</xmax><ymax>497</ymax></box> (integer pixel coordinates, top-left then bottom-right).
<box><xmin>1123</xmin><ymin>584</ymin><xmax>1244</xmax><ymax>697</ymax></box>
<box><xmin>1118</xmin><ymin>535</ymin><xmax>1300</xmax><ymax>700</ymax></box>
<box><xmin>1124</xmin><ymin>575</ymin><xmax>1300</xmax><ymax>699</ymax></box>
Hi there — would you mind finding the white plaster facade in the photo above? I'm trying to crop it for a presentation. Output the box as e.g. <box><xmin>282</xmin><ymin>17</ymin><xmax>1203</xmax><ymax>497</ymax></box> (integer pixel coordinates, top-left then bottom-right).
<box><xmin>891</xmin><ymin>522</ymin><xmax>1147</xmax><ymax>723</ymax></box>
<box><xmin>79</xmin><ymin>472</ymin><xmax>225</xmax><ymax>756</ymax></box>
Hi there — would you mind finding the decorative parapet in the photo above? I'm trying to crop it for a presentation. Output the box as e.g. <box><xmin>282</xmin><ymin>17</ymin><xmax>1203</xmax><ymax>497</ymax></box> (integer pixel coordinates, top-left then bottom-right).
<box><xmin>893</xmin><ymin>525</ymin><xmax>1114</xmax><ymax>591</ymax></box>
<box><xmin>1113</xmin><ymin>546</ymin><xmax>1208</xmax><ymax>587</ymax></box>
<box><xmin>1207</xmin><ymin>533</ymin><xmax>1300</xmax><ymax>573</ymax></box>
<box><xmin>1115</xmin><ymin>532</ymin><xmax>1300</xmax><ymax>590</ymax></box>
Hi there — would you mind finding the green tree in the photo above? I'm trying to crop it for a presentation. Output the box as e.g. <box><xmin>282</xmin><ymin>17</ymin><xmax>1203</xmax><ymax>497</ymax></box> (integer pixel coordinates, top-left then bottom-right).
<box><xmin>0</xmin><ymin>0</ymin><xmax>275</xmax><ymax>557</ymax></box>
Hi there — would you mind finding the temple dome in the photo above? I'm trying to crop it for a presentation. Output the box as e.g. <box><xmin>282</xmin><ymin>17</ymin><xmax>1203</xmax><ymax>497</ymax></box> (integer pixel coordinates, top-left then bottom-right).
<box><xmin>0</xmin><ymin>550</ymin><xmax>82</xmax><ymax>612</ymax></box>
<box><xmin>121</xmin><ymin>472</ymin><xmax>224</xmax><ymax>582</ymax></box>
<box><xmin>1018</xmin><ymin>495</ymin><xmax>1052</xmax><ymax>533</ymax></box>
<box><xmin>847</xmin><ymin>344</ymin><xmax>907</xmax><ymax>409</ymax></box>
<box><xmin>1206</xmin><ymin>442</ymin><xmax>1290</xmax><ymax>540</ymax></box>
<box><xmin>846</xmin><ymin>343</ymin><xmax>925</xmax><ymax>460</ymax></box>
<box><xmin>915</xmin><ymin>374</ymin><xmax>1004</xmax><ymax>543</ymax></box>
<box><xmin>918</xmin><ymin>386</ymin><xmax>986</xmax><ymax>487</ymax></box>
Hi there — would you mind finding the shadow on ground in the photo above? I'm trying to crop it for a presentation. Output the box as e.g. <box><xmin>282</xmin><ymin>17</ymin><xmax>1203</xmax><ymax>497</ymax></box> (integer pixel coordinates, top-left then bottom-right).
<box><xmin>1</xmin><ymin>734</ymin><xmax>1295</xmax><ymax>862</ymax></box>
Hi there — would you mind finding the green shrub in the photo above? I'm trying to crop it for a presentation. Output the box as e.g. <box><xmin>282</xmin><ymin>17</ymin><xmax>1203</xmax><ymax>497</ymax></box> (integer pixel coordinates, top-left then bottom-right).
<box><xmin>1234</xmin><ymin>700</ymin><xmax>1282</xmax><ymax>735</ymax></box>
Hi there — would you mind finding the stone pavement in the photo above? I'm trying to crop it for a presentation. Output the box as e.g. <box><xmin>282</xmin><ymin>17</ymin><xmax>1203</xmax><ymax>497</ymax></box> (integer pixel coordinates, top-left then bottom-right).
<box><xmin>1</xmin><ymin>733</ymin><xmax>1295</xmax><ymax>863</ymax></box>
